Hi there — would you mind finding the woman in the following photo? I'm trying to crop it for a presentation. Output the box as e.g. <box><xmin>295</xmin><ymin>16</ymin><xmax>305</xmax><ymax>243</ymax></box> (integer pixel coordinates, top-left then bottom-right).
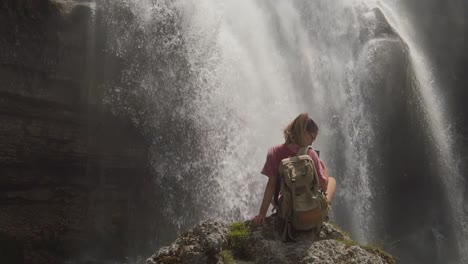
<box><xmin>252</xmin><ymin>113</ymin><xmax>337</xmax><ymax>225</ymax></box>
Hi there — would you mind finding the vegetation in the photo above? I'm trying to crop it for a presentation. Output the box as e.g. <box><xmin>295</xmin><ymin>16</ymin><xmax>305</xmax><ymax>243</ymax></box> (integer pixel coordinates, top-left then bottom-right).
<box><xmin>328</xmin><ymin>221</ymin><xmax>352</xmax><ymax>238</ymax></box>
<box><xmin>336</xmin><ymin>238</ymin><xmax>396</xmax><ymax>264</ymax></box>
<box><xmin>226</xmin><ymin>221</ymin><xmax>251</xmax><ymax>259</ymax></box>
<box><xmin>361</xmin><ymin>245</ymin><xmax>396</xmax><ymax>264</ymax></box>
<box><xmin>220</xmin><ymin>250</ymin><xmax>235</xmax><ymax>264</ymax></box>
<box><xmin>328</xmin><ymin>221</ymin><xmax>395</xmax><ymax>264</ymax></box>
<box><xmin>336</xmin><ymin>238</ymin><xmax>358</xmax><ymax>247</ymax></box>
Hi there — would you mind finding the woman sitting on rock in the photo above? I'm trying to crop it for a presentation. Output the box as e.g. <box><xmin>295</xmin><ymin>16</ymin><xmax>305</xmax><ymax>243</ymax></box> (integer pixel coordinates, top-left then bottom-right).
<box><xmin>252</xmin><ymin>112</ymin><xmax>337</xmax><ymax>225</ymax></box>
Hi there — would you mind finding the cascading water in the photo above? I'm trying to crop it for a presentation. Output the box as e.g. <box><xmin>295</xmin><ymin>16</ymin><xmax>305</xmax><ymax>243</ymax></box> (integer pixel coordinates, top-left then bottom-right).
<box><xmin>375</xmin><ymin>1</ymin><xmax>468</xmax><ymax>263</ymax></box>
<box><xmin>168</xmin><ymin>0</ymin><xmax>379</xmax><ymax>243</ymax></box>
<box><xmin>96</xmin><ymin>0</ymin><xmax>466</xmax><ymax>263</ymax></box>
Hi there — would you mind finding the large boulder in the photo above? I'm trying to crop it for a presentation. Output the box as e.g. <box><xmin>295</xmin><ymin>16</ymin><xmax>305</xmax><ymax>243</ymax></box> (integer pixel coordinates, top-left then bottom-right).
<box><xmin>147</xmin><ymin>217</ymin><xmax>395</xmax><ymax>264</ymax></box>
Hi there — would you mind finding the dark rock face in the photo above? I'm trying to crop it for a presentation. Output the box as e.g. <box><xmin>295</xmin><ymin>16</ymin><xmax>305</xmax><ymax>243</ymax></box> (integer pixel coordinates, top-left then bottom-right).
<box><xmin>0</xmin><ymin>1</ymin><xmax>157</xmax><ymax>263</ymax></box>
<box><xmin>349</xmin><ymin>8</ymin><xmax>459</xmax><ymax>263</ymax></box>
<box><xmin>402</xmin><ymin>0</ymin><xmax>468</xmax><ymax>218</ymax></box>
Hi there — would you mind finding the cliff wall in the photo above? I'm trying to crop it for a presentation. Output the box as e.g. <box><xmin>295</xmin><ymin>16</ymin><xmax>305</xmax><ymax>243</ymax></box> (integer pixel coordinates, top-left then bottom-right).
<box><xmin>0</xmin><ymin>1</ymin><xmax>156</xmax><ymax>263</ymax></box>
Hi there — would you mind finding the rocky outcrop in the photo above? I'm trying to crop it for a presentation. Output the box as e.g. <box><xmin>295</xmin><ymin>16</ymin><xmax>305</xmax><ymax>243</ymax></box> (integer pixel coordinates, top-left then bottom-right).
<box><xmin>147</xmin><ymin>217</ymin><xmax>395</xmax><ymax>264</ymax></box>
<box><xmin>148</xmin><ymin>220</ymin><xmax>229</xmax><ymax>264</ymax></box>
<box><xmin>0</xmin><ymin>1</ymin><xmax>157</xmax><ymax>263</ymax></box>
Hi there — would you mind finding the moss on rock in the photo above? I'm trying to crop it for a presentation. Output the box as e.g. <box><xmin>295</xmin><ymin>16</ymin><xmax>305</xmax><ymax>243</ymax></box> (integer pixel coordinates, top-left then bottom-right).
<box><xmin>336</xmin><ymin>238</ymin><xmax>395</xmax><ymax>264</ymax></box>
<box><xmin>148</xmin><ymin>218</ymin><xmax>396</xmax><ymax>264</ymax></box>
<box><xmin>361</xmin><ymin>245</ymin><xmax>396</xmax><ymax>264</ymax></box>
<box><xmin>226</xmin><ymin>221</ymin><xmax>251</xmax><ymax>259</ymax></box>
<box><xmin>220</xmin><ymin>250</ymin><xmax>235</xmax><ymax>264</ymax></box>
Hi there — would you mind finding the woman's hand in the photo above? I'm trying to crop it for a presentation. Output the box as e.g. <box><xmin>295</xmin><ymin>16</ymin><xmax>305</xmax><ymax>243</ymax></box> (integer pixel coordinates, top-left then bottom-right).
<box><xmin>254</xmin><ymin>176</ymin><xmax>276</xmax><ymax>226</ymax></box>
<box><xmin>252</xmin><ymin>213</ymin><xmax>266</xmax><ymax>225</ymax></box>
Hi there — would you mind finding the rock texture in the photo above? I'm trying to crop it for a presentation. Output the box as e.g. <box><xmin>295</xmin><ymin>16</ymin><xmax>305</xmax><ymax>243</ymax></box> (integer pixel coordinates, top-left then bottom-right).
<box><xmin>148</xmin><ymin>220</ymin><xmax>229</xmax><ymax>264</ymax></box>
<box><xmin>147</xmin><ymin>217</ymin><xmax>394</xmax><ymax>264</ymax></box>
<box><xmin>0</xmin><ymin>1</ymin><xmax>157</xmax><ymax>263</ymax></box>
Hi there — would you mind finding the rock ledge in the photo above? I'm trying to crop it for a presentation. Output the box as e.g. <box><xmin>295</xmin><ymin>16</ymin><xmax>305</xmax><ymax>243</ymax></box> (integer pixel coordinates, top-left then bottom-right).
<box><xmin>147</xmin><ymin>217</ymin><xmax>395</xmax><ymax>264</ymax></box>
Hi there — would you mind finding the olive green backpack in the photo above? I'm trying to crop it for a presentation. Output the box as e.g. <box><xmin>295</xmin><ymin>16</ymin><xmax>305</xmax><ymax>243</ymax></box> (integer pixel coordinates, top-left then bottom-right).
<box><xmin>275</xmin><ymin>146</ymin><xmax>329</xmax><ymax>241</ymax></box>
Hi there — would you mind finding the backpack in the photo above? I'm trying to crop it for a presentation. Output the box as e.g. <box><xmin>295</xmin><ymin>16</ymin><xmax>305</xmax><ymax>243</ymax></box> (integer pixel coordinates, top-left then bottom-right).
<box><xmin>274</xmin><ymin>146</ymin><xmax>329</xmax><ymax>241</ymax></box>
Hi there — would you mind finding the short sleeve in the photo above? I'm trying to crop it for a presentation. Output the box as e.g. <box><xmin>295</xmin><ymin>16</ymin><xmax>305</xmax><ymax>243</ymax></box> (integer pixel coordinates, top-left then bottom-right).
<box><xmin>308</xmin><ymin>149</ymin><xmax>328</xmax><ymax>191</ymax></box>
<box><xmin>261</xmin><ymin>147</ymin><xmax>276</xmax><ymax>178</ymax></box>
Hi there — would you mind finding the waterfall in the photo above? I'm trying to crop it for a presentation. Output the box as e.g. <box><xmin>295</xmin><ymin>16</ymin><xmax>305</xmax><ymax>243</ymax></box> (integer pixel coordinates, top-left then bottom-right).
<box><xmin>96</xmin><ymin>0</ymin><xmax>465</xmax><ymax>262</ymax></box>
<box><xmin>173</xmin><ymin>0</ymin><xmax>381</xmax><ymax>241</ymax></box>
<box><xmin>169</xmin><ymin>0</ymin><xmax>379</xmax><ymax>243</ymax></box>
<box><xmin>375</xmin><ymin>2</ymin><xmax>468</xmax><ymax>263</ymax></box>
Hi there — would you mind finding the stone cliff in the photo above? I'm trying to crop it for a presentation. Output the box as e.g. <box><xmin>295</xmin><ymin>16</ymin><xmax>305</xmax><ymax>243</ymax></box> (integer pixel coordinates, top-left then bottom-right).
<box><xmin>0</xmin><ymin>1</ymin><xmax>157</xmax><ymax>263</ymax></box>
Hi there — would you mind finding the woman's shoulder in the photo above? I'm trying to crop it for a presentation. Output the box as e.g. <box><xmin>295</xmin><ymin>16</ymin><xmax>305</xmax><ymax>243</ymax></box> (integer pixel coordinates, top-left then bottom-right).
<box><xmin>268</xmin><ymin>143</ymin><xmax>287</xmax><ymax>151</ymax></box>
<box><xmin>307</xmin><ymin>148</ymin><xmax>319</xmax><ymax>159</ymax></box>
<box><xmin>266</xmin><ymin>143</ymin><xmax>288</xmax><ymax>156</ymax></box>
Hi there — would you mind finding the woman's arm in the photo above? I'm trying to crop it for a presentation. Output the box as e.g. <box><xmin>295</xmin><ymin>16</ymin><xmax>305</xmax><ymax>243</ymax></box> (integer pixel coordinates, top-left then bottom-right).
<box><xmin>252</xmin><ymin>175</ymin><xmax>276</xmax><ymax>225</ymax></box>
<box><xmin>319</xmin><ymin>160</ymin><xmax>329</xmax><ymax>192</ymax></box>
<box><xmin>309</xmin><ymin>149</ymin><xmax>328</xmax><ymax>192</ymax></box>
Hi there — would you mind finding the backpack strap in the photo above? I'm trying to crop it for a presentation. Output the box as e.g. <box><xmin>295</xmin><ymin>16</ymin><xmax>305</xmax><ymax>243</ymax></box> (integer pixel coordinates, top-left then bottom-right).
<box><xmin>283</xmin><ymin>168</ymin><xmax>298</xmax><ymax>242</ymax></box>
<box><xmin>297</xmin><ymin>146</ymin><xmax>321</xmax><ymax>190</ymax></box>
<box><xmin>273</xmin><ymin>172</ymin><xmax>281</xmax><ymax>206</ymax></box>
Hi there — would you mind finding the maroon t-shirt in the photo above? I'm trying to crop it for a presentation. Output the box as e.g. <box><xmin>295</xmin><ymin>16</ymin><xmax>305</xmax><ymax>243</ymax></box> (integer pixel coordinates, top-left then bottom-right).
<box><xmin>261</xmin><ymin>144</ymin><xmax>328</xmax><ymax>191</ymax></box>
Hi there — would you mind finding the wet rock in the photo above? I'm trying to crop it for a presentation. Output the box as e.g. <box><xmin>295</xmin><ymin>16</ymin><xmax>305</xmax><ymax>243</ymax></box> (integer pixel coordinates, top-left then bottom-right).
<box><xmin>358</xmin><ymin>7</ymin><xmax>400</xmax><ymax>44</ymax></box>
<box><xmin>0</xmin><ymin>1</ymin><xmax>157</xmax><ymax>263</ymax></box>
<box><xmin>147</xmin><ymin>220</ymin><xmax>228</xmax><ymax>264</ymax></box>
<box><xmin>147</xmin><ymin>217</ymin><xmax>394</xmax><ymax>264</ymax></box>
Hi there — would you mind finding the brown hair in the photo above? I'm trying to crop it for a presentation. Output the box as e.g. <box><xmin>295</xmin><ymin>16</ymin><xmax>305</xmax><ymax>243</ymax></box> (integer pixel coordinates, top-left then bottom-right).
<box><xmin>284</xmin><ymin>113</ymin><xmax>319</xmax><ymax>147</ymax></box>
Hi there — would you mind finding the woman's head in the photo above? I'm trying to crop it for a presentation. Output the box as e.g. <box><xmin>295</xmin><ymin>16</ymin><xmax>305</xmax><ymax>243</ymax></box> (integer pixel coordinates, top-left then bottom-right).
<box><xmin>284</xmin><ymin>113</ymin><xmax>318</xmax><ymax>147</ymax></box>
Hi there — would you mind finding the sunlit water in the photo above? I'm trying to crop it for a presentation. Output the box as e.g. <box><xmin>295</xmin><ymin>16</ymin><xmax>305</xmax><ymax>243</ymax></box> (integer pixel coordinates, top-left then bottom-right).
<box><xmin>98</xmin><ymin>0</ymin><xmax>465</xmax><ymax>262</ymax></box>
<box><xmin>170</xmin><ymin>0</ymin><xmax>380</xmax><ymax>243</ymax></box>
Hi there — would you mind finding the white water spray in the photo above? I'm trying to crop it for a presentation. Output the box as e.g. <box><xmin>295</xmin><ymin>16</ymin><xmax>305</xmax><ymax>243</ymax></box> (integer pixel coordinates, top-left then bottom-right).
<box><xmin>364</xmin><ymin>1</ymin><xmax>468</xmax><ymax>262</ymax></box>
<box><xmin>175</xmin><ymin>0</ymin><xmax>377</xmax><ymax>243</ymax></box>
<box><xmin>99</xmin><ymin>0</ymin><xmax>465</xmax><ymax>261</ymax></box>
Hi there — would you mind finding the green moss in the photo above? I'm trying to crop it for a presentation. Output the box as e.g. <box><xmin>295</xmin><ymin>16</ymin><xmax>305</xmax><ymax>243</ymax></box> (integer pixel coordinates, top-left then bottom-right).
<box><xmin>360</xmin><ymin>237</ymin><xmax>398</xmax><ymax>264</ymax></box>
<box><xmin>328</xmin><ymin>221</ymin><xmax>351</xmax><ymax>238</ymax></box>
<box><xmin>220</xmin><ymin>250</ymin><xmax>235</xmax><ymax>264</ymax></box>
<box><xmin>361</xmin><ymin>245</ymin><xmax>396</xmax><ymax>264</ymax></box>
<box><xmin>336</xmin><ymin>236</ymin><xmax>395</xmax><ymax>264</ymax></box>
<box><xmin>227</xmin><ymin>221</ymin><xmax>250</xmax><ymax>259</ymax></box>
<box><xmin>336</xmin><ymin>239</ymin><xmax>358</xmax><ymax>247</ymax></box>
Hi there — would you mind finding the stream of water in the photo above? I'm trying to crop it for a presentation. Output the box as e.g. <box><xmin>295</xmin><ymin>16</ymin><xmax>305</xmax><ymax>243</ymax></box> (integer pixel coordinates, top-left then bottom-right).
<box><xmin>98</xmin><ymin>0</ymin><xmax>466</xmax><ymax>262</ymax></box>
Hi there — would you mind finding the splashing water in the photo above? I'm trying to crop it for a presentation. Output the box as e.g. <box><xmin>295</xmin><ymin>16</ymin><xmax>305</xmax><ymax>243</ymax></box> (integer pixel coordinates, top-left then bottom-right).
<box><xmin>175</xmin><ymin>0</ymin><xmax>378</xmax><ymax>241</ymax></box>
<box><xmin>100</xmin><ymin>0</ymin><xmax>387</xmax><ymax>241</ymax></box>
<box><xmin>98</xmin><ymin>0</ymin><xmax>466</xmax><ymax>262</ymax></box>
